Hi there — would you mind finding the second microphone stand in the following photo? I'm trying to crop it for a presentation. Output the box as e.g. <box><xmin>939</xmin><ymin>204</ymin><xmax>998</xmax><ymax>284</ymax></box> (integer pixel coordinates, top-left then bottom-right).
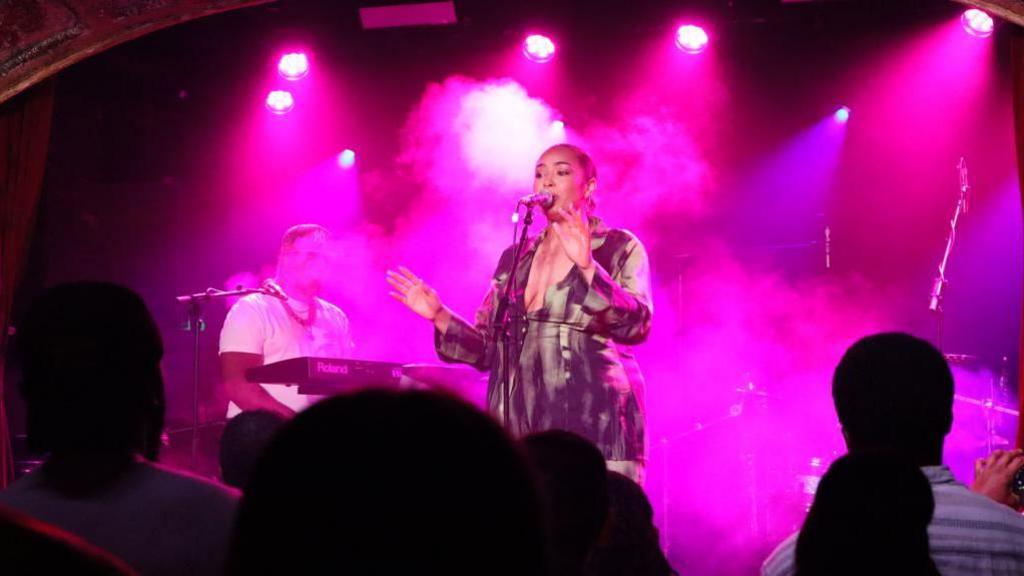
<box><xmin>928</xmin><ymin>157</ymin><xmax>970</xmax><ymax>351</ymax></box>
<box><xmin>175</xmin><ymin>285</ymin><xmax>269</xmax><ymax>470</ymax></box>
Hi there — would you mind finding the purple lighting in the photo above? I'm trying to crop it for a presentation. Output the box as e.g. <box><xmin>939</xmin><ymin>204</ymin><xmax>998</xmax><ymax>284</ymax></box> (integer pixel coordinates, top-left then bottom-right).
<box><xmin>278</xmin><ymin>52</ymin><xmax>310</xmax><ymax>80</ymax></box>
<box><xmin>834</xmin><ymin>106</ymin><xmax>851</xmax><ymax>123</ymax></box>
<box><xmin>338</xmin><ymin>149</ymin><xmax>356</xmax><ymax>169</ymax></box>
<box><xmin>522</xmin><ymin>34</ymin><xmax>556</xmax><ymax>63</ymax></box>
<box><xmin>675</xmin><ymin>25</ymin><xmax>709</xmax><ymax>54</ymax></box>
<box><xmin>961</xmin><ymin>9</ymin><xmax>994</xmax><ymax>38</ymax></box>
<box><xmin>265</xmin><ymin>90</ymin><xmax>295</xmax><ymax>114</ymax></box>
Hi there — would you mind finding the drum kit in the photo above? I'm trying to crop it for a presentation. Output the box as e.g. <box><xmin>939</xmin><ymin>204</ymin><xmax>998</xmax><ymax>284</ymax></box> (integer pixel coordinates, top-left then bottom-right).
<box><xmin>945</xmin><ymin>354</ymin><xmax>1019</xmax><ymax>484</ymax></box>
<box><xmin>657</xmin><ymin>157</ymin><xmax>1022</xmax><ymax>560</ymax></box>
<box><xmin>654</xmin><ymin>353</ymin><xmax>1020</xmax><ymax>557</ymax></box>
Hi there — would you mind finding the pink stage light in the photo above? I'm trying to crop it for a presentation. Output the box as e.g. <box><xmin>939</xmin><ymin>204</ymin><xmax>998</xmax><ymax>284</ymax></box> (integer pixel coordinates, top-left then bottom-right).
<box><xmin>961</xmin><ymin>9</ymin><xmax>994</xmax><ymax>38</ymax></box>
<box><xmin>278</xmin><ymin>52</ymin><xmax>310</xmax><ymax>80</ymax></box>
<box><xmin>522</xmin><ymin>34</ymin><xmax>556</xmax><ymax>63</ymax></box>
<box><xmin>675</xmin><ymin>25</ymin><xmax>709</xmax><ymax>54</ymax></box>
<box><xmin>834</xmin><ymin>106</ymin><xmax>851</xmax><ymax>123</ymax></box>
<box><xmin>265</xmin><ymin>90</ymin><xmax>295</xmax><ymax>114</ymax></box>
<box><xmin>338</xmin><ymin>149</ymin><xmax>356</xmax><ymax>169</ymax></box>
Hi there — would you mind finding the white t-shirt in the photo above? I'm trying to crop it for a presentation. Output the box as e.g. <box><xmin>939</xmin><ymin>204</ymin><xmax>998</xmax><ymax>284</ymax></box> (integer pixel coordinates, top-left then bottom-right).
<box><xmin>219</xmin><ymin>293</ymin><xmax>354</xmax><ymax>415</ymax></box>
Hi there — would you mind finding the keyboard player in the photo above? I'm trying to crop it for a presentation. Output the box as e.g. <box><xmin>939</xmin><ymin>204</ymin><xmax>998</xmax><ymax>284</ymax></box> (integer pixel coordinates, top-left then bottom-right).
<box><xmin>220</xmin><ymin>224</ymin><xmax>354</xmax><ymax>418</ymax></box>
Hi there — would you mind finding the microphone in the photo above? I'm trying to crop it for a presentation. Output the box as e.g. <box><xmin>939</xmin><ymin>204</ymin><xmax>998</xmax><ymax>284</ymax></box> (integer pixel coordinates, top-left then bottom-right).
<box><xmin>824</xmin><ymin>226</ymin><xmax>831</xmax><ymax>270</ymax></box>
<box><xmin>261</xmin><ymin>279</ymin><xmax>290</xmax><ymax>301</ymax></box>
<box><xmin>958</xmin><ymin>157</ymin><xmax>970</xmax><ymax>215</ymax></box>
<box><xmin>928</xmin><ymin>277</ymin><xmax>943</xmax><ymax>312</ymax></box>
<box><xmin>518</xmin><ymin>192</ymin><xmax>554</xmax><ymax>209</ymax></box>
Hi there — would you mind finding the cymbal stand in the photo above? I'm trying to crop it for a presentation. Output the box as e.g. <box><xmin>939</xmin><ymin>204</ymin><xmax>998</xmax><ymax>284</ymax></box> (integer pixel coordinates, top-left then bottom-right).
<box><xmin>928</xmin><ymin>157</ymin><xmax>970</xmax><ymax>351</ymax></box>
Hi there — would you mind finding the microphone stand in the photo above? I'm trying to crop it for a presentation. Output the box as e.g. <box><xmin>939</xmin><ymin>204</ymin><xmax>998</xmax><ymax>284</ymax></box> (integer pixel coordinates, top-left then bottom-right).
<box><xmin>175</xmin><ymin>286</ymin><xmax>269</xmax><ymax>470</ymax></box>
<box><xmin>928</xmin><ymin>157</ymin><xmax>970</xmax><ymax>351</ymax></box>
<box><xmin>493</xmin><ymin>204</ymin><xmax>539</xmax><ymax>428</ymax></box>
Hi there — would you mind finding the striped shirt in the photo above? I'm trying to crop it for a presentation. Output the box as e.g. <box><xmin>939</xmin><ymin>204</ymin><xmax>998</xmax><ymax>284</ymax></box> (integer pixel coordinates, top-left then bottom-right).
<box><xmin>762</xmin><ymin>465</ymin><xmax>1024</xmax><ymax>576</ymax></box>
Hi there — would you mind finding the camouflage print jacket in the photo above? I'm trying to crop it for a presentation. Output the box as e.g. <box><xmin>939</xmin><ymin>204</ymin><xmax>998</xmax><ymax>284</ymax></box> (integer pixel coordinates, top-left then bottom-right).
<box><xmin>435</xmin><ymin>219</ymin><xmax>652</xmax><ymax>461</ymax></box>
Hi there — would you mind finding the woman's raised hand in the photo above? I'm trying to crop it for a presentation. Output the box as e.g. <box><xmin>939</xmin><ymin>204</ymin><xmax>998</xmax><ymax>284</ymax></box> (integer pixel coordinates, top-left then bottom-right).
<box><xmin>387</xmin><ymin>266</ymin><xmax>444</xmax><ymax>321</ymax></box>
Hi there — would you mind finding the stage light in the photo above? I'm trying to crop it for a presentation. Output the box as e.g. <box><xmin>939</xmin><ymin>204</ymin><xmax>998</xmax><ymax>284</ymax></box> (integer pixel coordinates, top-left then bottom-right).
<box><xmin>338</xmin><ymin>149</ymin><xmax>356</xmax><ymax>169</ymax></box>
<box><xmin>549</xmin><ymin>119</ymin><xmax>566</xmax><ymax>139</ymax></box>
<box><xmin>523</xmin><ymin>34</ymin><xmax>556</xmax><ymax>63</ymax></box>
<box><xmin>834</xmin><ymin>106</ymin><xmax>851</xmax><ymax>123</ymax></box>
<box><xmin>278</xmin><ymin>52</ymin><xmax>310</xmax><ymax>80</ymax></box>
<box><xmin>961</xmin><ymin>9</ymin><xmax>994</xmax><ymax>38</ymax></box>
<box><xmin>675</xmin><ymin>25</ymin><xmax>709</xmax><ymax>54</ymax></box>
<box><xmin>265</xmin><ymin>90</ymin><xmax>295</xmax><ymax>114</ymax></box>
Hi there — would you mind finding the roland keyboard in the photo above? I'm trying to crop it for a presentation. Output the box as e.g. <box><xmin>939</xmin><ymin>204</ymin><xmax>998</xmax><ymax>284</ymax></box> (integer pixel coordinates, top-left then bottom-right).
<box><xmin>245</xmin><ymin>357</ymin><xmax>404</xmax><ymax>395</ymax></box>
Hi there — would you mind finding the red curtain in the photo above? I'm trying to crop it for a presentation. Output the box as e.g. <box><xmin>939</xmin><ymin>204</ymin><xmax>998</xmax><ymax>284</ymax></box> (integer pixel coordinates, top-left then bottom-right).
<box><xmin>1014</xmin><ymin>28</ymin><xmax>1024</xmax><ymax>449</ymax></box>
<box><xmin>0</xmin><ymin>80</ymin><xmax>56</xmax><ymax>488</ymax></box>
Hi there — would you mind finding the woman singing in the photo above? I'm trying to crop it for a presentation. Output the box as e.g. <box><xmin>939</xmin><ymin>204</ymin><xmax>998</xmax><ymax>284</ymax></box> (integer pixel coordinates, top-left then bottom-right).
<box><xmin>387</xmin><ymin>144</ymin><xmax>652</xmax><ymax>482</ymax></box>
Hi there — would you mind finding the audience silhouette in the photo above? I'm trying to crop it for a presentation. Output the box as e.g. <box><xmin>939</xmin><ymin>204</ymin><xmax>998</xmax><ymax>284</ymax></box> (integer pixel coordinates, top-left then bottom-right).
<box><xmin>219</xmin><ymin>409</ymin><xmax>287</xmax><ymax>489</ymax></box>
<box><xmin>523</xmin><ymin>429</ymin><xmax>610</xmax><ymax>576</ymax></box>
<box><xmin>795</xmin><ymin>453</ymin><xmax>939</xmax><ymax>576</ymax></box>
<box><xmin>0</xmin><ymin>282</ymin><xmax>238</xmax><ymax>575</ymax></box>
<box><xmin>227</xmin><ymin>389</ymin><xmax>546</xmax><ymax>575</ymax></box>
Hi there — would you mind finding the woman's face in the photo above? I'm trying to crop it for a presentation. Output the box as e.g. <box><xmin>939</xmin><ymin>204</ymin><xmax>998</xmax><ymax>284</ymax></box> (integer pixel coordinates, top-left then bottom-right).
<box><xmin>533</xmin><ymin>147</ymin><xmax>594</xmax><ymax>221</ymax></box>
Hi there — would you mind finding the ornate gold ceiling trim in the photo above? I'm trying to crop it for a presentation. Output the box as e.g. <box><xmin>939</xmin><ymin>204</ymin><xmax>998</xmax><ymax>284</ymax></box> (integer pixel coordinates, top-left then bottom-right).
<box><xmin>0</xmin><ymin>0</ymin><xmax>272</xmax><ymax>105</ymax></box>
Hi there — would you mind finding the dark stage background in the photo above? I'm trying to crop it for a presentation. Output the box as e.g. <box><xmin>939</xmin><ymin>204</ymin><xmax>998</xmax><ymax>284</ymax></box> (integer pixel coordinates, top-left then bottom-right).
<box><xmin>5</xmin><ymin>1</ymin><xmax>1021</xmax><ymax>573</ymax></box>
